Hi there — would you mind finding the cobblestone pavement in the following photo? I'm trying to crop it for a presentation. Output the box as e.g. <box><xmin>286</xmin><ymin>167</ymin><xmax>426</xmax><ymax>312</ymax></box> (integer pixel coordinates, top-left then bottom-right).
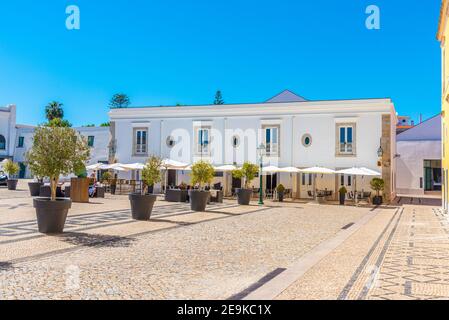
<box><xmin>0</xmin><ymin>185</ymin><xmax>371</xmax><ymax>300</ymax></box>
<box><xmin>277</xmin><ymin>204</ymin><xmax>449</xmax><ymax>300</ymax></box>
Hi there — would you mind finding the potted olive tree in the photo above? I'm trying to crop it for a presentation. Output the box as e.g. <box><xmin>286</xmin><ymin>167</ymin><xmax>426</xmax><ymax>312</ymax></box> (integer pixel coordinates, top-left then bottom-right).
<box><xmin>26</xmin><ymin>126</ymin><xmax>90</xmax><ymax>234</ymax></box>
<box><xmin>370</xmin><ymin>178</ymin><xmax>385</xmax><ymax>206</ymax></box>
<box><xmin>232</xmin><ymin>162</ymin><xmax>258</xmax><ymax>205</ymax></box>
<box><xmin>129</xmin><ymin>156</ymin><xmax>162</xmax><ymax>220</ymax></box>
<box><xmin>189</xmin><ymin>161</ymin><xmax>215</xmax><ymax>211</ymax></box>
<box><xmin>339</xmin><ymin>186</ymin><xmax>348</xmax><ymax>205</ymax></box>
<box><xmin>276</xmin><ymin>184</ymin><xmax>286</xmax><ymax>202</ymax></box>
<box><xmin>28</xmin><ymin>168</ymin><xmax>44</xmax><ymax>196</ymax></box>
<box><xmin>3</xmin><ymin>160</ymin><xmax>19</xmax><ymax>191</ymax></box>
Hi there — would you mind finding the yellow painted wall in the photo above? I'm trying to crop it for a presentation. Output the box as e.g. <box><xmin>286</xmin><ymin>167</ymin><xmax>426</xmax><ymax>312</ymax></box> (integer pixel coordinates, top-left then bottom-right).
<box><xmin>439</xmin><ymin>0</ymin><xmax>449</xmax><ymax>211</ymax></box>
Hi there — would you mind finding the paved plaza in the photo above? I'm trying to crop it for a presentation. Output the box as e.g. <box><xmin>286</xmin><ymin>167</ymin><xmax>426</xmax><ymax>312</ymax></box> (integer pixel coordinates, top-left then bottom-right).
<box><xmin>1</xmin><ymin>181</ymin><xmax>449</xmax><ymax>300</ymax></box>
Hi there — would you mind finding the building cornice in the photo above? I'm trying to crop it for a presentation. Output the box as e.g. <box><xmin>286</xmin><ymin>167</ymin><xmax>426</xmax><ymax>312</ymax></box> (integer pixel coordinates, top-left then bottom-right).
<box><xmin>438</xmin><ymin>0</ymin><xmax>448</xmax><ymax>42</ymax></box>
<box><xmin>109</xmin><ymin>99</ymin><xmax>395</xmax><ymax>121</ymax></box>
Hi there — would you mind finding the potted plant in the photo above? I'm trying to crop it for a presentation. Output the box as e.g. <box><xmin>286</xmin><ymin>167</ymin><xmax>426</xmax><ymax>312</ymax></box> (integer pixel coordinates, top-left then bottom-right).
<box><xmin>101</xmin><ymin>171</ymin><xmax>112</xmax><ymax>183</ymax></box>
<box><xmin>189</xmin><ymin>161</ymin><xmax>215</xmax><ymax>211</ymax></box>
<box><xmin>276</xmin><ymin>184</ymin><xmax>286</xmax><ymax>202</ymax></box>
<box><xmin>232</xmin><ymin>162</ymin><xmax>258</xmax><ymax>205</ymax></box>
<box><xmin>3</xmin><ymin>160</ymin><xmax>20</xmax><ymax>191</ymax></box>
<box><xmin>370</xmin><ymin>178</ymin><xmax>385</xmax><ymax>206</ymax></box>
<box><xmin>129</xmin><ymin>156</ymin><xmax>162</xmax><ymax>220</ymax></box>
<box><xmin>26</xmin><ymin>126</ymin><xmax>90</xmax><ymax>234</ymax></box>
<box><xmin>70</xmin><ymin>161</ymin><xmax>90</xmax><ymax>203</ymax></box>
<box><xmin>339</xmin><ymin>186</ymin><xmax>348</xmax><ymax>205</ymax></box>
<box><xmin>28</xmin><ymin>176</ymin><xmax>44</xmax><ymax>197</ymax></box>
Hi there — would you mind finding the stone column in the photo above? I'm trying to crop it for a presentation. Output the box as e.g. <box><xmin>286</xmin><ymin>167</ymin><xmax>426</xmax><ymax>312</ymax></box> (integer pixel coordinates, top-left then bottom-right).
<box><xmin>381</xmin><ymin>114</ymin><xmax>392</xmax><ymax>203</ymax></box>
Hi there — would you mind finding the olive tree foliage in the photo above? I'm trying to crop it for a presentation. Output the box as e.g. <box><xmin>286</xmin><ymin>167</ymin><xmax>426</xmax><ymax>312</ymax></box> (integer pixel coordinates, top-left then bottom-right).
<box><xmin>141</xmin><ymin>156</ymin><xmax>162</xmax><ymax>195</ymax></box>
<box><xmin>3</xmin><ymin>160</ymin><xmax>20</xmax><ymax>177</ymax></box>
<box><xmin>190</xmin><ymin>161</ymin><xmax>215</xmax><ymax>190</ymax></box>
<box><xmin>232</xmin><ymin>162</ymin><xmax>259</xmax><ymax>189</ymax></box>
<box><xmin>26</xmin><ymin>126</ymin><xmax>90</xmax><ymax>201</ymax></box>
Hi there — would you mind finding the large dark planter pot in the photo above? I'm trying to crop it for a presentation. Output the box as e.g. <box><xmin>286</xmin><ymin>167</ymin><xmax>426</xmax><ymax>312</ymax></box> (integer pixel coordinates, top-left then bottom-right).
<box><xmin>28</xmin><ymin>182</ymin><xmax>43</xmax><ymax>197</ymax></box>
<box><xmin>7</xmin><ymin>179</ymin><xmax>18</xmax><ymax>191</ymax></box>
<box><xmin>236</xmin><ymin>188</ymin><xmax>252</xmax><ymax>205</ymax></box>
<box><xmin>339</xmin><ymin>193</ymin><xmax>346</xmax><ymax>205</ymax></box>
<box><xmin>189</xmin><ymin>190</ymin><xmax>210</xmax><ymax>212</ymax></box>
<box><xmin>33</xmin><ymin>198</ymin><xmax>72</xmax><ymax>234</ymax></box>
<box><xmin>278</xmin><ymin>191</ymin><xmax>284</xmax><ymax>202</ymax></box>
<box><xmin>373</xmin><ymin>196</ymin><xmax>383</xmax><ymax>206</ymax></box>
<box><xmin>129</xmin><ymin>193</ymin><xmax>157</xmax><ymax>221</ymax></box>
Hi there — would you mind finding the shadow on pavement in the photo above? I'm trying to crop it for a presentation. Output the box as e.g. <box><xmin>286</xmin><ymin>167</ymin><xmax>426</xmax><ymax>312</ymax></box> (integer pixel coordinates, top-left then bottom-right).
<box><xmin>57</xmin><ymin>232</ymin><xmax>135</xmax><ymax>248</ymax></box>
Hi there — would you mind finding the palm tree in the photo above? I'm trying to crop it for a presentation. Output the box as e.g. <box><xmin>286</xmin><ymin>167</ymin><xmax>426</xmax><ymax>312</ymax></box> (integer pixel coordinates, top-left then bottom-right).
<box><xmin>45</xmin><ymin>101</ymin><xmax>64</xmax><ymax>121</ymax></box>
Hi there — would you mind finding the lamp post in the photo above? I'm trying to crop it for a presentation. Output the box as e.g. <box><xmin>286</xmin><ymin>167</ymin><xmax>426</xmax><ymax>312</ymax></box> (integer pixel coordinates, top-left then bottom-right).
<box><xmin>257</xmin><ymin>143</ymin><xmax>266</xmax><ymax>205</ymax></box>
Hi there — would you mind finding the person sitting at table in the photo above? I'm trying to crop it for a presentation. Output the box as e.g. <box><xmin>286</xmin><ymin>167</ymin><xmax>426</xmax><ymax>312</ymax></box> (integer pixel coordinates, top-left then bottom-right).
<box><xmin>88</xmin><ymin>173</ymin><xmax>97</xmax><ymax>197</ymax></box>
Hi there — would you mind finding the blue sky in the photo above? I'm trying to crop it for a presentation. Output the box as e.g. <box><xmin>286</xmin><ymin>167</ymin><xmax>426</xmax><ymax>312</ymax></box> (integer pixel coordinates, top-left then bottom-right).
<box><xmin>0</xmin><ymin>0</ymin><xmax>442</xmax><ymax>126</ymax></box>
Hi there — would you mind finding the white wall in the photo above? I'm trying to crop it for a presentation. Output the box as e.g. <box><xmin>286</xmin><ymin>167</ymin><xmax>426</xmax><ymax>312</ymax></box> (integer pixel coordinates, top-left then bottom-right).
<box><xmin>396</xmin><ymin>140</ymin><xmax>441</xmax><ymax>195</ymax></box>
<box><xmin>0</xmin><ymin>105</ymin><xmax>16</xmax><ymax>159</ymax></box>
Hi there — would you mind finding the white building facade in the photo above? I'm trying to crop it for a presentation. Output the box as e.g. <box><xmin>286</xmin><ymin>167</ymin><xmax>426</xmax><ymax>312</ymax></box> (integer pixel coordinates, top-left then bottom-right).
<box><xmin>0</xmin><ymin>104</ymin><xmax>110</xmax><ymax>178</ymax></box>
<box><xmin>109</xmin><ymin>94</ymin><xmax>397</xmax><ymax>201</ymax></box>
<box><xmin>396</xmin><ymin>115</ymin><xmax>442</xmax><ymax>195</ymax></box>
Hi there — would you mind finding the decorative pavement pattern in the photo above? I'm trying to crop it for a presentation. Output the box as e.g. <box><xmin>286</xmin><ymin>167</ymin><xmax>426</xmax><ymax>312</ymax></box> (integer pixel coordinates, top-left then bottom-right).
<box><xmin>0</xmin><ymin>202</ymin><xmax>236</xmax><ymax>243</ymax></box>
<box><xmin>338</xmin><ymin>206</ymin><xmax>449</xmax><ymax>300</ymax></box>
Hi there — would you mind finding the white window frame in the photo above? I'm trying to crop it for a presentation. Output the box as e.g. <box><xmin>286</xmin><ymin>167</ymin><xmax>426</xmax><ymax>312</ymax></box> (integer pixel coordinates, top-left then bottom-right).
<box><xmin>133</xmin><ymin>128</ymin><xmax>148</xmax><ymax>156</ymax></box>
<box><xmin>263</xmin><ymin>125</ymin><xmax>280</xmax><ymax>156</ymax></box>
<box><xmin>195</xmin><ymin>127</ymin><xmax>211</xmax><ymax>156</ymax></box>
<box><xmin>336</xmin><ymin>123</ymin><xmax>356</xmax><ymax>156</ymax></box>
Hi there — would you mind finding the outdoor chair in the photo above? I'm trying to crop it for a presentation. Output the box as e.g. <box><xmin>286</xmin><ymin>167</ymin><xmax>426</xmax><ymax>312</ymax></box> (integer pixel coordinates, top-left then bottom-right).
<box><xmin>165</xmin><ymin>189</ymin><xmax>188</xmax><ymax>202</ymax></box>
<box><xmin>210</xmin><ymin>190</ymin><xmax>223</xmax><ymax>203</ymax></box>
<box><xmin>95</xmin><ymin>186</ymin><xmax>105</xmax><ymax>198</ymax></box>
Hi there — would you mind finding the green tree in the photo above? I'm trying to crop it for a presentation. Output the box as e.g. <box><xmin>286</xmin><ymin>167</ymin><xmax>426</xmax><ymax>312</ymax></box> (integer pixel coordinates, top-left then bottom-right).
<box><xmin>26</xmin><ymin>126</ymin><xmax>90</xmax><ymax>201</ymax></box>
<box><xmin>213</xmin><ymin>90</ymin><xmax>224</xmax><ymax>105</ymax></box>
<box><xmin>232</xmin><ymin>162</ymin><xmax>259</xmax><ymax>189</ymax></box>
<box><xmin>370</xmin><ymin>178</ymin><xmax>385</xmax><ymax>197</ymax></box>
<box><xmin>45</xmin><ymin>101</ymin><xmax>64</xmax><ymax>121</ymax></box>
<box><xmin>190</xmin><ymin>161</ymin><xmax>215</xmax><ymax>189</ymax></box>
<box><xmin>3</xmin><ymin>160</ymin><xmax>19</xmax><ymax>177</ymax></box>
<box><xmin>82</xmin><ymin>124</ymin><xmax>95</xmax><ymax>127</ymax></box>
<box><xmin>45</xmin><ymin>118</ymin><xmax>72</xmax><ymax>128</ymax></box>
<box><xmin>100</xmin><ymin>122</ymin><xmax>111</xmax><ymax>127</ymax></box>
<box><xmin>109</xmin><ymin>93</ymin><xmax>130</xmax><ymax>109</ymax></box>
<box><xmin>141</xmin><ymin>156</ymin><xmax>162</xmax><ymax>194</ymax></box>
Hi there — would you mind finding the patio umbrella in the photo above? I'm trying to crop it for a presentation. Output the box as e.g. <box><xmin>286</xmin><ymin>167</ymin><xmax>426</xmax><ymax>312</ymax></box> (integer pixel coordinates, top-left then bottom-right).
<box><xmin>161</xmin><ymin>159</ymin><xmax>189</xmax><ymax>191</ymax></box>
<box><xmin>161</xmin><ymin>159</ymin><xmax>189</xmax><ymax>169</ymax></box>
<box><xmin>120</xmin><ymin>163</ymin><xmax>145</xmax><ymax>170</ymax></box>
<box><xmin>86</xmin><ymin>163</ymin><xmax>104</xmax><ymax>171</ymax></box>
<box><xmin>213</xmin><ymin>165</ymin><xmax>238</xmax><ymax>196</ymax></box>
<box><xmin>262</xmin><ymin>165</ymin><xmax>281</xmax><ymax>173</ymax></box>
<box><xmin>360</xmin><ymin>167</ymin><xmax>381</xmax><ymax>176</ymax></box>
<box><xmin>279</xmin><ymin>167</ymin><xmax>301</xmax><ymax>198</ymax></box>
<box><xmin>336</xmin><ymin>167</ymin><xmax>379</xmax><ymax>203</ymax></box>
<box><xmin>300</xmin><ymin>167</ymin><xmax>336</xmax><ymax>200</ymax></box>
<box><xmin>214</xmin><ymin>164</ymin><xmax>237</xmax><ymax>172</ymax></box>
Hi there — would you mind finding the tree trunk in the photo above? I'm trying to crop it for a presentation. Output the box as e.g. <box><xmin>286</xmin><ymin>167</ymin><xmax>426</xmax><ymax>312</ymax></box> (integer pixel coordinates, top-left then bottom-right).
<box><xmin>50</xmin><ymin>177</ymin><xmax>57</xmax><ymax>201</ymax></box>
